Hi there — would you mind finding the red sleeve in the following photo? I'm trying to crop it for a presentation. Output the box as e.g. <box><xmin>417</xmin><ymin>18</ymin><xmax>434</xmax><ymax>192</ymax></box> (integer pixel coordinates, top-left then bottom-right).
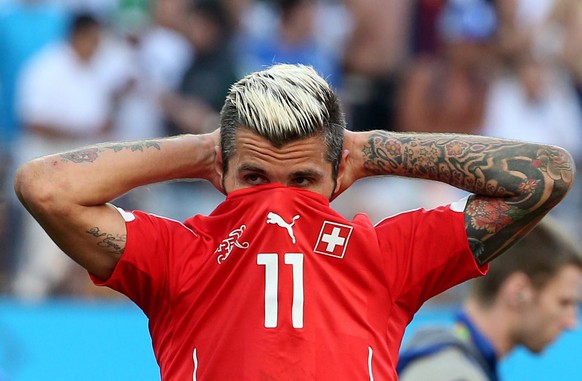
<box><xmin>375</xmin><ymin>201</ymin><xmax>488</xmax><ymax>315</ymax></box>
<box><xmin>89</xmin><ymin>209</ymin><xmax>200</xmax><ymax>316</ymax></box>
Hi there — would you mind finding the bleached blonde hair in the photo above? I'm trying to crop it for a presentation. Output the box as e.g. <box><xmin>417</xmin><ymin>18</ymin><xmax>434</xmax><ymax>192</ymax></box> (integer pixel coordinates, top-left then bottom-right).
<box><xmin>220</xmin><ymin>64</ymin><xmax>345</xmax><ymax>177</ymax></box>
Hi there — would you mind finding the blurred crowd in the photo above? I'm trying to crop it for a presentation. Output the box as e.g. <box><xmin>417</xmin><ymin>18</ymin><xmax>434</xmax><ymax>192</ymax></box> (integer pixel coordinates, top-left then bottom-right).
<box><xmin>0</xmin><ymin>0</ymin><xmax>581</xmax><ymax>300</ymax></box>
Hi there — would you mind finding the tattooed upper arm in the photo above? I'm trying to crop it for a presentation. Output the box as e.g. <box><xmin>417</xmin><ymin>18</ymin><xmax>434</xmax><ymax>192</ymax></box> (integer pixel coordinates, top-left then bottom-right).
<box><xmin>86</xmin><ymin>226</ymin><xmax>126</xmax><ymax>257</ymax></box>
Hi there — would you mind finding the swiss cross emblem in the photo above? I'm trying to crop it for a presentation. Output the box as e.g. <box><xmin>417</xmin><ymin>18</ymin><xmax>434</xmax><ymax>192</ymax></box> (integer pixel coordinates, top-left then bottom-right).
<box><xmin>314</xmin><ymin>221</ymin><xmax>353</xmax><ymax>258</ymax></box>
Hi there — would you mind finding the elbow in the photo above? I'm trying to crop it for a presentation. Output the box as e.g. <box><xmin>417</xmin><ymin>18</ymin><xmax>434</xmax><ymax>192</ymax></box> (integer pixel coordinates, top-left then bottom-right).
<box><xmin>14</xmin><ymin>159</ymin><xmax>68</xmax><ymax>216</ymax></box>
<box><xmin>14</xmin><ymin>161</ymin><xmax>39</xmax><ymax>206</ymax></box>
<box><xmin>547</xmin><ymin>146</ymin><xmax>576</xmax><ymax>202</ymax></box>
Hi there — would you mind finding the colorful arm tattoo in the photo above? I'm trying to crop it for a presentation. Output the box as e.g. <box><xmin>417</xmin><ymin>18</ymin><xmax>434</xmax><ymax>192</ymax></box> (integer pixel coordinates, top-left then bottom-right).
<box><xmin>362</xmin><ymin>132</ymin><xmax>574</xmax><ymax>264</ymax></box>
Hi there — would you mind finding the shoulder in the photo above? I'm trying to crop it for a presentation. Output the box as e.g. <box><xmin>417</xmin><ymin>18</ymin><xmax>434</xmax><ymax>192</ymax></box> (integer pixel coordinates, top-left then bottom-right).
<box><xmin>399</xmin><ymin>346</ymin><xmax>490</xmax><ymax>381</ymax></box>
<box><xmin>375</xmin><ymin>199</ymin><xmax>467</xmax><ymax>231</ymax></box>
<box><xmin>21</xmin><ymin>43</ymin><xmax>68</xmax><ymax>80</ymax></box>
<box><xmin>122</xmin><ymin>209</ymin><xmax>202</xmax><ymax>243</ymax></box>
<box><xmin>399</xmin><ymin>325</ymin><xmax>491</xmax><ymax>381</ymax></box>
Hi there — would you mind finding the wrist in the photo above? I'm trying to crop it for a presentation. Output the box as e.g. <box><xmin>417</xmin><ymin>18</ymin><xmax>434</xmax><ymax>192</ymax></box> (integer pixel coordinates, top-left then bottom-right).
<box><xmin>351</xmin><ymin>130</ymin><xmax>379</xmax><ymax>178</ymax></box>
<box><xmin>179</xmin><ymin>132</ymin><xmax>219</xmax><ymax>181</ymax></box>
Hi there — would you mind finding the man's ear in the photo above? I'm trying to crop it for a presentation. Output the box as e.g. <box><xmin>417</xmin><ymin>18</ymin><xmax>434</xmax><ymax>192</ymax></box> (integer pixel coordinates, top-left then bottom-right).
<box><xmin>331</xmin><ymin>149</ymin><xmax>350</xmax><ymax>200</ymax></box>
<box><xmin>501</xmin><ymin>272</ymin><xmax>534</xmax><ymax>308</ymax></box>
<box><xmin>215</xmin><ymin>145</ymin><xmax>223</xmax><ymax>179</ymax></box>
<box><xmin>214</xmin><ymin>145</ymin><xmax>227</xmax><ymax>194</ymax></box>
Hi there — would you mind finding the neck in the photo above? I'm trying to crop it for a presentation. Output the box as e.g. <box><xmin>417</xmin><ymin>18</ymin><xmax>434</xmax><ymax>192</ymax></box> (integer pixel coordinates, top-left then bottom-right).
<box><xmin>463</xmin><ymin>299</ymin><xmax>517</xmax><ymax>358</ymax></box>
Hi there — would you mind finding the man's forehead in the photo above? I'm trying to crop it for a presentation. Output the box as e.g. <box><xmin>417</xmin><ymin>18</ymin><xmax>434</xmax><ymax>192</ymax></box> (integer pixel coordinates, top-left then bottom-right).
<box><xmin>233</xmin><ymin>129</ymin><xmax>325</xmax><ymax>155</ymax></box>
<box><xmin>233</xmin><ymin>126</ymin><xmax>325</xmax><ymax>148</ymax></box>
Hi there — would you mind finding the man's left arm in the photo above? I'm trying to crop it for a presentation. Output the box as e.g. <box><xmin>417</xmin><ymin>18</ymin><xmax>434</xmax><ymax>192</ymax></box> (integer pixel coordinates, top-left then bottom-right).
<box><xmin>342</xmin><ymin>130</ymin><xmax>575</xmax><ymax>265</ymax></box>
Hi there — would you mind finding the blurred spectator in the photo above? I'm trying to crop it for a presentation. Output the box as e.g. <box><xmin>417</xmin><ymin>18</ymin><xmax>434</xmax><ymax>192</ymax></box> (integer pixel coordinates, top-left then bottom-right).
<box><xmin>341</xmin><ymin>0</ymin><xmax>414</xmax><ymax>132</ymax></box>
<box><xmin>163</xmin><ymin>0</ymin><xmax>238</xmax><ymax>136</ymax></box>
<box><xmin>152</xmin><ymin>0</ymin><xmax>236</xmax><ymax>222</ymax></box>
<box><xmin>105</xmin><ymin>0</ymin><xmax>194</xmax><ymax>219</ymax></box>
<box><xmin>493</xmin><ymin>0</ymin><xmax>536</xmax><ymax>66</ymax></box>
<box><xmin>397</xmin><ymin>0</ymin><xmax>497</xmax><ymax>134</ymax></box>
<box><xmin>410</xmin><ymin>0</ymin><xmax>447</xmax><ymax>56</ymax></box>
<box><xmin>0</xmin><ymin>0</ymin><xmax>68</xmax><ymax>291</ymax></box>
<box><xmin>110</xmin><ymin>0</ymin><xmax>193</xmax><ymax>141</ymax></box>
<box><xmin>493</xmin><ymin>0</ymin><xmax>572</xmax><ymax>72</ymax></box>
<box><xmin>409</xmin><ymin>0</ymin><xmax>496</xmax><ymax>55</ymax></box>
<box><xmin>533</xmin><ymin>0</ymin><xmax>582</xmax><ymax>120</ymax></box>
<box><xmin>398</xmin><ymin>216</ymin><xmax>582</xmax><ymax>381</ymax></box>
<box><xmin>237</xmin><ymin>0</ymin><xmax>343</xmax><ymax>88</ymax></box>
<box><xmin>481</xmin><ymin>52</ymin><xmax>582</xmax><ymax>161</ymax></box>
<box><xmin>11</xmin><ymin>12</ymin><xmax>132</xmax><ymax>299</ymax></box>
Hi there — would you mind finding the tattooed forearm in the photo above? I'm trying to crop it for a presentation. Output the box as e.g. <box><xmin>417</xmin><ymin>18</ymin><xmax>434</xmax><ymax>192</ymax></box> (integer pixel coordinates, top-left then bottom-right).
<box><xmin>60</xmin><ymin>141</ymin><xmax>162</xmax><ymax>163</ymax></box>
<box><xmin>361</xmin><ymin>131</ymin><xmax>575</xmax><ymax>264</ymax></box>
<box><xmin>86</xmin><ymin>227</ymin><xmax>126</xmax><ymax>255</ymax></box>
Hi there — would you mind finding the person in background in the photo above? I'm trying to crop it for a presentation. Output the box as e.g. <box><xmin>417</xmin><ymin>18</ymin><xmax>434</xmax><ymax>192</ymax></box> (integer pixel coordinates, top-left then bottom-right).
<box><xmin>398</xmin><ymin>216</ymin><xmax>582</xmax><ymax>381</ymax></box>
<box><xmin>12</xmin><ymin>11</ymin><xmax>131</xmax><ymax>299</ymax></box>
<box><xmin>341</xmin><ymin>0</ymin><xmax>414</xmax><ymax>132</ymax></box>
<box><xmin>155</xmin><ymin>0</ymin><xmax>237</xmax><ymax>221</ymax></box>
<box><xmin>397</xmin><ymin>0</ymin><xmax>497</xmax><ymax>134</ymax></box>
<box><xmin>162</xmin><ymin>0</ymin><xmax>238</xmax><ymax>136</ymax></box>
<box><xmin>409</xmin><ymin>0</ymin><xmax>447</xmax><ymax>56</ymax></box>
<box><xmin>554</xmin><ymin>0</ymin><xmax>582</xmax><ymax>110</ymax></box>
<box><xmin>237</xmin><ymin>0</ymin><xmax>342</xmax><ymax>88</ymax></box>
<box><xmin>110</xmin><ymin>0</ymin><xmax>193</xmax><ymax>143</ymax></box>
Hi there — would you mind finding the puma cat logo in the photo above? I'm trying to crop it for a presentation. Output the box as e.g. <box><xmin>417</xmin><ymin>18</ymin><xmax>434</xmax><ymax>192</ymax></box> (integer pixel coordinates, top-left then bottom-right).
<box><xmin>266</xmin><ymin>212</ymin><xmax>300</xmax><ymax>244</ymax></box>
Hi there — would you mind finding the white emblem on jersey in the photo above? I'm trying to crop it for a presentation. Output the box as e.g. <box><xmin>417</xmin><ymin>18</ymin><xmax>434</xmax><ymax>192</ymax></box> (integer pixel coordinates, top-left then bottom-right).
<box><xmin>266</xmin><ymin>212</ymin><xmax>300</xmax><ymax>244</ymax></box>
<box><xmin>215</xmin><ymin>225</ymin><xmax>249</xmax><ymax>264</ymax></box>
<box><xmin>314</xmin><ymin>221</ymin><xmax>353</xmax><ymax>258</ymax></box>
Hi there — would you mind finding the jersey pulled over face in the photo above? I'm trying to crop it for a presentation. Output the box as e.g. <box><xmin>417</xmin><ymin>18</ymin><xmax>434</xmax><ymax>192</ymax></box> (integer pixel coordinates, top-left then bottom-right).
<box><xmin>94</xmin><ymin>185</ymin><xmax>484</xmax><ymax>380</ymax></box>
<box><xmin>222</xmin><ymin>128</ymin><xmax>341</xmax><ymax>199</ymax></box>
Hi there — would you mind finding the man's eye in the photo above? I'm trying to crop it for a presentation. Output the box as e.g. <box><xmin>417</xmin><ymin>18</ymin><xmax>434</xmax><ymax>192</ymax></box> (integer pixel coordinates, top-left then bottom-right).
<box><xmin>293</xmin><ymin>177</ymin><xmax>311</xmax><ymax>186</ymax></box>
<box><xmin>244</xmin><ymin>174</ymin><xmax>268</xmax><ymax>185</ymax></box>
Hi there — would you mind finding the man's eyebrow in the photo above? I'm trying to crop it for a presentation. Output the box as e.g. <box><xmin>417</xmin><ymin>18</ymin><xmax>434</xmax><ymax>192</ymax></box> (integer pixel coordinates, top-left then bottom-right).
<box><xmin>290</xmin><ymin>169</ymin><xmax>324</xmax><ymax>178</ymax></box>
<box><xmin>237</xmin><ymin>163</ymin><xmax>266</xmax><ymax>173</ymax></box>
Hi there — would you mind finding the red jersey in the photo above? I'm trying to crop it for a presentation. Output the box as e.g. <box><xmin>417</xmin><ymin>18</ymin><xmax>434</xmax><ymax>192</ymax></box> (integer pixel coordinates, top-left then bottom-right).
<box><xmin>92</xmin><ymin>184</ymin><xmax>487</xmax><ymax>380</ymax></box>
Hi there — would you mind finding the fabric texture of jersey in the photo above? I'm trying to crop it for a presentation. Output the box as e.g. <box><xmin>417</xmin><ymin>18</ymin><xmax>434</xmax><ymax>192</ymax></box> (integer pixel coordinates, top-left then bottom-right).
<box><xmin>92</xmin><ymin>184</ymin><xmax>487</xmax><ymax>380</ymax></box>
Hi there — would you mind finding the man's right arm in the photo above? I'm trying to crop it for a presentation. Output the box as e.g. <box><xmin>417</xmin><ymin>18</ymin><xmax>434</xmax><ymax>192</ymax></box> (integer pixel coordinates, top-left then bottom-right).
<box><xmin>14</xmin><ymin>131</ymin><xmax>220</xmax><ymax>280</ymax></box>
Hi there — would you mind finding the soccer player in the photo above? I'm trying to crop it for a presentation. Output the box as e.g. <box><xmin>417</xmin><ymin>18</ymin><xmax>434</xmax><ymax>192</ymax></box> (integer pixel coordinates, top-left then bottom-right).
<box><xmin>14</xmin><ymin>64</ymin><xmax>574</xmax><ymax>380</ymax></box>
<box><xmin>398</xmin><ymin>216</ymin><xmax>582</xmax><ymax>381</ymax></box>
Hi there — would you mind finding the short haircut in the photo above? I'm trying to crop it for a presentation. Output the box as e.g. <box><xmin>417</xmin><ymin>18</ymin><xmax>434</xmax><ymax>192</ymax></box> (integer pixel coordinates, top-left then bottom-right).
<box><xmin>469</xmin><ymin>216</ymin><xmax>582</xmax><ymax>305</ymax></box>
<box><xmin>69</xmin><ymin>12</ymin><xmax>100</xmax><ymax>37</ymax></box>
<box><xmin>219</xmin><ymin>64</ymin><xmax>345</xmax><ymax>180</ymax></box>
<box><xmin>189</xmin><ymin>0</ymin><xmax>231</xmax><ymax>33</ymax></box>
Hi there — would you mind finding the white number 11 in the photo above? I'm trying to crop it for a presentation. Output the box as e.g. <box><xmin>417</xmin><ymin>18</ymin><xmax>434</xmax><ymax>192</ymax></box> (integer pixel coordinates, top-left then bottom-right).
<box><xmin>257</xmin><ymin>253</ymin><xmax>304</xmax><ymax>328</ymax></box>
